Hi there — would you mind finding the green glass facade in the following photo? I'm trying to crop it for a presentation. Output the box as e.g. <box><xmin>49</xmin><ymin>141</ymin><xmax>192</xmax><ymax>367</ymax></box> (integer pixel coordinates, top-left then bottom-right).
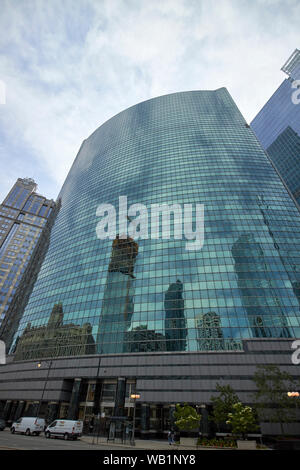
<box><xmin>9</xmin><ymin>89</ymin><xmax>300</xmax><ymax>360</ymax></box>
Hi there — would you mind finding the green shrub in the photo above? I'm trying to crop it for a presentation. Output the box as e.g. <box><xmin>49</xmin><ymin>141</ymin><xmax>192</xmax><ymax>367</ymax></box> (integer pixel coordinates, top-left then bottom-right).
<box><xmin>174</xmin><ymin>403</ymin><xmax>201</xmax><ymax>431</ymax></box>
<box><xmin>197</xmin><ymin>437</ymin><xmax>237</xmax><ymax>448</ymax></box>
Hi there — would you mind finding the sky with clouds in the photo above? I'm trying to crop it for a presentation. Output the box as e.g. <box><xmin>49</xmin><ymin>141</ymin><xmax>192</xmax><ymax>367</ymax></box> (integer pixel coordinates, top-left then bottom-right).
<box><xmin>0</xmin><ymin>0</ymin><xmax>299</xmax><ymax>203</ymax></box>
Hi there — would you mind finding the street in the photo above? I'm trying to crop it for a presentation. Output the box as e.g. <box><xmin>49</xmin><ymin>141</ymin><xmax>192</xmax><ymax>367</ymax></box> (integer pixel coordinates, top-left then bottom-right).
<box><xmin>0</xmin><ymin>429</ymin><xmax>127</xmax><ymax>450</ymax></box>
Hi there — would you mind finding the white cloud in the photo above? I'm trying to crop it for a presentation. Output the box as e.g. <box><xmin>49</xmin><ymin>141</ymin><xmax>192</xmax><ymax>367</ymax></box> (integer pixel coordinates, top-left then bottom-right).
<box><xmin>0</xmin><ymin>0</ymin><xmax>299</xmax><ymax>202</ymax></box>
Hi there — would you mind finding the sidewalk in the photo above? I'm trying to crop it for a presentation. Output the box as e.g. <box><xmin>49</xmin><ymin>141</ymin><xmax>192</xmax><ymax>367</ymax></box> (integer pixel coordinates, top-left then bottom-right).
<box><xmin>80</xmin><ymin>435</ymin><xmax>215</xmax><ymax>450</ymax></box>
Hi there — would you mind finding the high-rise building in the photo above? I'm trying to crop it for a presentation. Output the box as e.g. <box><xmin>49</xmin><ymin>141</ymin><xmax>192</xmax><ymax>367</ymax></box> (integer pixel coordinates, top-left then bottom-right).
<box><xmin>251</xmin><ymin>49</ymin><xmax>300</xmax><ymax>204</ymax></box>
<box><xmin>0</xmin><ymin>178</ymin><xmax>55</xmax><ymax>329</ymax></box>
<box><xmin>164</xmin><ymin>280</ymin><xmax>187</xmax><ymax>352</ymax></box>
<box><xmin>97</xmin><ymin>236</ymin><xmax>138</xmax><ymax>354</ymax></box>
<box><xmin>13</xmin><ymin>303</ymin><xmax>96</xmax><ymax>361</ymax></box>
<box><xmin>195</xmin><ymin>311</ymin><xmax>225</xmax><ymax>351</ymax></box>
<box><xmin>232</xmin><ymin>233</ymin><xmax>291</xmax><ymax>339</ymax></box>
<box><xmin>1</xmin><ymin>90</ymin><xmax>300</xmax><ymax>435</ymax></box>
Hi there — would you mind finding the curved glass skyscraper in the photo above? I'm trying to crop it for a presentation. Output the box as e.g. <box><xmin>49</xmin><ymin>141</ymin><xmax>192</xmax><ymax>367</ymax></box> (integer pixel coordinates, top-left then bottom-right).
<box><xmin>9</xmin><ymin>89</ymin><xmax>300</xmax><ymax>360</ymax></box>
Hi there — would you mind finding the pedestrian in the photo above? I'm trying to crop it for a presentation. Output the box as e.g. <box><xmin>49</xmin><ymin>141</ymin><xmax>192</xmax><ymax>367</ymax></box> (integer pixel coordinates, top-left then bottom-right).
<box><xmin>171</xmin><ymin>430</ymin><xmax>175</xmax><ymax>444</ymax></box>
<box><xmin>168</xmin><ymin>430</ymin><xmax>173</xmax><ymax>445</ymax></box>
<box><xmin>89</xmin><ymin>417</ymin><xmax>94</xmax><ymax>435</ymax></box>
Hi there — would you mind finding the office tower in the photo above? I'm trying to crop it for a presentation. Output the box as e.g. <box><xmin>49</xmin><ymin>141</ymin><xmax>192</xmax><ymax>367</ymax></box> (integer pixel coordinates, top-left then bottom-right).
<box><xmin>195</xmin><ymin>311</ymin><xmax>225</xmax><ymax>351</ymax></box>
<box><xmin>232</xmin><ymin>233</ymin><xmax>291</xmax><ymax>339</ymax></box>
<box><xmin>13</xmin><ymin>303</ymin><xmax>95</xmax><ymax>360</ymax></box>
<box><xmin>164</xmin><ymin>280</ymin><xmax>187</xmax><ymax>352</ymax></box>
<box><xmin>1</xmin><ymin>90</ymin><xmax>300</xmax><ymax>436</ymax></box>
<box><xmin>97</xmin><ymin>235</ymin><xmax>138</xmax><ymax>353</ymax></box>
<box><xmin>0</xmin><ymin>178</ymin><xmax>55</xmax><ymax>329</ymax></box>
<box><xmin>251</xmin><ymin>49</ymin><xmax>300</xmax><ymax>204</ymax></box>
<box><xmin>124</xmin><ymin>325</ymin><xmax>166</xmax><ymax>353</ymax></box>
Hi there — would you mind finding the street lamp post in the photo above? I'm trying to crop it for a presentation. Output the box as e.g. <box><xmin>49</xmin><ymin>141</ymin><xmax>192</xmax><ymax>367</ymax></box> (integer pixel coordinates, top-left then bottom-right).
<box><xmin>130</xmin><ymin>393</ymin><xmax>140</xmax><ymax>446</ymax></box>
<box><xmin>36</xmin><ymin>360</ymin><xmax>52</xmax><ymax>419</ymax></box>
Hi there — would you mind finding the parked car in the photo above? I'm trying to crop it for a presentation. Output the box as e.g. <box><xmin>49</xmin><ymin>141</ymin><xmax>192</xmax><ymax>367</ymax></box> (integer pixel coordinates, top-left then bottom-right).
<box><xmin>10</xmin><ymin>417</ymin><xmax>45</xmax><ymax>436</ymax></box>
<box><xmin>45</xmin><ymin>420</ymin><xmax>83</xmax><ymax>440</ymax></box>
<box><xmin>0</xmin><ymin>418</ymin><xmax>5</xmax><ymax>431</ymax></box>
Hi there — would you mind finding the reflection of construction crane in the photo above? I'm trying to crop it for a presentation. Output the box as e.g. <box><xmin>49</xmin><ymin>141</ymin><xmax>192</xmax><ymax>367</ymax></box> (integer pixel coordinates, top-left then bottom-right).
<box><xmin>257</xmin><ymin>196</ymin><xmax>279</xmax><ymax>250</ymax></box>
<box><xmin>117</xmin><ymin>215</ymin><xmax>134</xmax><ymax>240</ymax></box>
<box><xmin>258</xmin><ymin>195</ymin><xmax>294</xmax><ymax>271</ymax></box>
<box><xmin>109</xmin><ymin>211</ymin><xmax>139</xmax><ymax>279</ymax></box>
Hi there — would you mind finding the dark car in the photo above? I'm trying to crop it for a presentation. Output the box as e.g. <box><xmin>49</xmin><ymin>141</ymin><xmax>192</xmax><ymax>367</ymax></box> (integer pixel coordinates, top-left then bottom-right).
<box><xmin>0</xmin><ymin>418</ymin><xmax>5</xmax><ymax>431</ymax></box>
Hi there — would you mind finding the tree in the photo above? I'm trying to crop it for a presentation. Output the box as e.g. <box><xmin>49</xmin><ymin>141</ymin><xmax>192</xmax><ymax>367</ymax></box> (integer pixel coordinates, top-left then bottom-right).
<box><xmin>174</xmin><ymin>403</ymin><xmax>201</xmax><ymax>431</ymax></box>
<box><xmin>252</xmin><ymin>364</ymin><xmax>298</xmax><ymax>435</ymax></box>
<box><xmin>210</xmin><ymin>384</ymin><xmax>239</xmax><ymax>431</ymax></box>
<box><xmin>226</xmin><ymin>402</ymin><xmax>258</xmax><ymax>439</ymax></box>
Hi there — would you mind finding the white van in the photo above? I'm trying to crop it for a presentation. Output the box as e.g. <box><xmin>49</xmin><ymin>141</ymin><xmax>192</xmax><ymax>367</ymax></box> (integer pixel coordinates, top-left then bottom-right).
<box><xmin>11</xmin><ymin>417</ymin><xmax>45</xmax><ymax>436</ymax></box>
<box><xmin>45</xmin><ymin>420</ymin><xmax>83</xmax><ymax>440</ymax></box>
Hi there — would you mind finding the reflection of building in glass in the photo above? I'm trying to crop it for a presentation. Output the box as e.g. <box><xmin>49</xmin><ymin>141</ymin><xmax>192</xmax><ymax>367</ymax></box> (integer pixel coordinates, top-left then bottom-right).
<box><xmin>195</xmin><ymin>311</ymin><xmax>242</xmax><ymax>351</ymax></box>
<box><xmin>232</xmin><ymin>234</ymin><xmax>291</xmax><ymax>339</ymax></box>
<box><xmin>292</xmin><ymin>281</ymin><xmax>300</xmax><ymax>306</ymax></box>
<box><xmin>97</xmin><ymin>236</ymin><xmax>138</xmax><ymax>354</ymax></box>
<box><xmin>108</xmin><ymin>235</ymin><xmax>138</xmax><ymax>278</ymax></box>
<box><xmin>258</xmin><ymin>194</ymin><xmax>300</xmax><ymax>315</ymax></box>
<box><xmin>164</xmin><ymin>280</ymin><xmax>187</xmax><ymax>352</ymax></box>
<box><xmin>251</xmin><ymin>49</ymin><xmax>300</xmax><ymax>204</ymax></box>
<box><xmin>124</xmin><ymin>325</ymin><xmax>166</xmax><ymax>352</ymax></box>
<box><xmin>0</xmin><ymin>178</ymin><xmax>55</xmax><ymax>330</ymax></box>
<box><xmin>196</xmin><ymin>311</ymin><xmax>224</xmax><ymax>351</ymax></box>
<box><xmin>13</xmin><ymin>303</ymin><xmax>95</xmax><ymax>360</ymax></box>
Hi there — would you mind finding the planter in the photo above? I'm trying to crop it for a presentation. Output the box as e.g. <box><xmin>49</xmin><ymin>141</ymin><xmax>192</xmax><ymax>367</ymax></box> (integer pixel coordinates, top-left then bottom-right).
<box><xmin>180</xmin><ymin>437</ymin><xmax>197</xmax><ymax>447</ymax></box>
<box><xmin>197</xmin><ymin>445</ymin><xmax>235</xmax><ymax>450</ymax></box>
<box><xmin>237</xmin><ymin>440</ymin><xmax>256</xmax><ymax>450</ymax></box>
